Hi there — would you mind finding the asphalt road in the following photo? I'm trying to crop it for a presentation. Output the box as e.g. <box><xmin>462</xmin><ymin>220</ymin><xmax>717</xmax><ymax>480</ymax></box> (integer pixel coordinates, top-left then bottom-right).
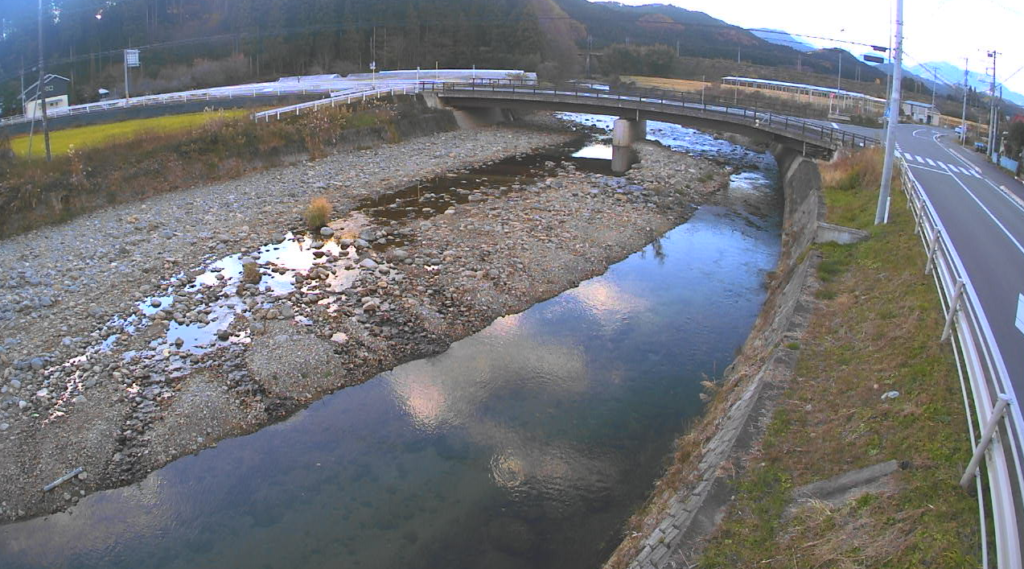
<box><xmin>894</xmin><ymin>123</ymin><xmax>1024</xmax><ymax>430</ymax></box>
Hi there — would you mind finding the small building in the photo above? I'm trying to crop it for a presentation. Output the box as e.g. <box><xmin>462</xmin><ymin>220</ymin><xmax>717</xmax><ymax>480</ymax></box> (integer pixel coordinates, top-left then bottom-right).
<box><xmin>21</xmin><ymin>74</ymin><xmax>71</xmax><ymax>118</ymax></box>
<box><xmin>97</xmin><ymin>88</ymin><xmax>111</xmax><ymax>101</ymax></box>
<box><xmin>901</xmin><ymin>100</ymin><xmax>940</xmax><ymax>125</ymax></box>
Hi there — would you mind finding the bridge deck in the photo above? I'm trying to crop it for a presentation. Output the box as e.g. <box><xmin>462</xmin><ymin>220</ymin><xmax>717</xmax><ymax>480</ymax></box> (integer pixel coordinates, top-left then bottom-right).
<box><xmin>428</xmin><ymin>82</ymin><xmax>877</xmax><ymax>157</ymax></box>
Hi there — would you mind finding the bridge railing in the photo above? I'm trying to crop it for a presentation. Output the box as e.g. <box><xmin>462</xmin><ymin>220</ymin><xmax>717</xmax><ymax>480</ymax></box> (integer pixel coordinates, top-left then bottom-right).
<box><xmin>423</xmin><ymin>81</ymin><xmax>878</xmax><ymax>151</ymax></box>
<box><xmin>900</xmin><ymin>156</ymin><xmax>1024</xmax><ymax>568</ymax></box>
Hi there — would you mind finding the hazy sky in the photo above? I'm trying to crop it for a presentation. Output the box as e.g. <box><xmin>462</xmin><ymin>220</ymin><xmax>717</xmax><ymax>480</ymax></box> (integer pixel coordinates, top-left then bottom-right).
<box><xmin>602</xmin><ymin>0</ymin><xmax>1024</xmax><ymax>95</ymax></box>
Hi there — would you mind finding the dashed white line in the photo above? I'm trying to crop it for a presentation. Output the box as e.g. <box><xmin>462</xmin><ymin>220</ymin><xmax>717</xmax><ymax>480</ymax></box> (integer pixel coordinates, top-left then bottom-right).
<box><xmin>926</xmin><ymin>157</ymin><xmax>937</xmax><ymax>166</ymax></box>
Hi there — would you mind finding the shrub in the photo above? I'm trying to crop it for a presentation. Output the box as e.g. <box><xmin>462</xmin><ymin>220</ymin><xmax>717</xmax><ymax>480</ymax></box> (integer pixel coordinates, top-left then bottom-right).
<box><xmin>241</xmin><ymin>262</ymin><xmax>261</xmax><ymax>285</ymax></box>
<box><xmin>820</xmin><ymin>146</ymin><xmax>883</xmax><ymax>191</ymax></box>
<box><xmin>305</xmin><ymin>197</ymin><xmax>332</xmax><ymax>230</ymax></box>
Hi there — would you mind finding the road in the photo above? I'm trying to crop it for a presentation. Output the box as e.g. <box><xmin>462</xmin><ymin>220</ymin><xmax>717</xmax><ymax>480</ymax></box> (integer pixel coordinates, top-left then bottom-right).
<box><xmin>894</xmin><ymin>123</ymin><xmax>1024</xmax><ymax>447</ymax></box>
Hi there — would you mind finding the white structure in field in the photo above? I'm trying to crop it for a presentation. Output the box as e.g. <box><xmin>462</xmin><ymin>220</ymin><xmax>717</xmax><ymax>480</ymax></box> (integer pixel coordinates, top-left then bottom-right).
<box><xmin>901</xmin><ymin>100</ymin><xmax>940</xmax><ymax>124</ymax></box>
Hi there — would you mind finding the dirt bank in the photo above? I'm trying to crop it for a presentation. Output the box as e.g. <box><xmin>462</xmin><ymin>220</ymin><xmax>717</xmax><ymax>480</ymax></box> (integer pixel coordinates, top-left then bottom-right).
<box><xmin>0</xmin><ymin>120</ymin><xmax>730</xmax><ymax>523</ymax></box>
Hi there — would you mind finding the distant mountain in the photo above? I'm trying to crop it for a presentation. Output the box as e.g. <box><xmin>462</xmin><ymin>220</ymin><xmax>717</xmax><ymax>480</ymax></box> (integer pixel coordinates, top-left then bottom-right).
<box><xmin>558</xmin><ymin>0</ymin><xmax>885</xmax><ymax>82</ymax></box>
<box><xmin>909</xmin><ymin>61</ymin><xmax>1024</xmax><ymax>106</ymax></box>
<box><xmin>751</xmin><ymin>29</ymin><xmax>817</xmax><ymax>52</ymax></box>
<box><xmin>873</xmin><ymin>62</ymin><xmax>932</xmax><ymax>87</ymax></box>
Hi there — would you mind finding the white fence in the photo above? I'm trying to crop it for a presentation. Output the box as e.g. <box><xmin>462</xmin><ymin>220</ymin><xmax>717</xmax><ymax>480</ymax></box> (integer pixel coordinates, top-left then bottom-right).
<box><xmin>0</xmin><ymin>82</ymin><xmax>370</xmax><ymax>128</ymax></box>
<box><xmin>900</xmin><ymin>157</ymin><xmax>1024</xmax><ymax>569</ymax></box>
<box><xmin>251</xmin><ymin>86</ymin><xmax>414</xmax><ymax>122</ymax></box>
<box><xmin>0</xmin><ymin>69</ymin><xmax>535</xmax><ymax>129</ymax></box>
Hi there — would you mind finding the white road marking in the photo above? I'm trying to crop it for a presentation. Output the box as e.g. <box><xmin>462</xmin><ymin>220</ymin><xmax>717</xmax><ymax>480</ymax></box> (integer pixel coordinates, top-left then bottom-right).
<box><xmin>988</xmin><ymin>180</ymin><xmax>1024</xmax><ymax>213</ymax></box>
<box><xmin>934</xmin><ymin>137</ymin><xmax>1024</xmax><ymax>216</ymax></box>
<box><xmin>1017</xmin><ymin>294</ymin><xmax>1024</xmax><ymax>335</ymax></box>
<box><xmin>907</xmin><ymin>163</ymin><xmax>952</xmax><ymax>176</ymax></box>
<box><xmin>943</xmin><ymin>172</ymin><xmax>1024</xmax><ymax>256</ymax></box>
<box><xmin>916</xmin><ymin>155</ymin><xmax>926</xmax><ymax>164</ymax></box>
<box><xmin>926</xmin><ymin>157</ymin><xmax>937</xmax><ymax>166</ymax></box>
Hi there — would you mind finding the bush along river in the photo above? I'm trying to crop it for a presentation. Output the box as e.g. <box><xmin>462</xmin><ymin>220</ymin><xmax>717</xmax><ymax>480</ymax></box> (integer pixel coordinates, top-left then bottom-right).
<box><xmin>0</xmin><ymin>117</ymin><xmax>781</xmax><ymax>569</ymax></box>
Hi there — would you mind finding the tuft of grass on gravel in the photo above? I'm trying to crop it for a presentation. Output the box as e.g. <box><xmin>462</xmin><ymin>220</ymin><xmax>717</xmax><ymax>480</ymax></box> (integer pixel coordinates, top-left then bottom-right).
<box><xmin>305</xmin><ymin>197</ymin><xmax>332</xmax><ymax>230</ymax></box>
<box><xmin>698</xmin><ymin>148</ymin><xmax>981</xmax><ymax>568</ymax></box>
<box><xmin>241</xmin><ymin>262</ymin><xmax>261</xmax><ymax>285</ymax></box>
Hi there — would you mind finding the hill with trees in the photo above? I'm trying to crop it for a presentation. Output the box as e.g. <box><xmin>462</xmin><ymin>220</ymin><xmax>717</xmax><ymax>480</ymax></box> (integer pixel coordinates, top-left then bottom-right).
<box><xmin>0</xmin><ymin>0</ymin><xmax>887</xmax><ymax>117</ymax></box>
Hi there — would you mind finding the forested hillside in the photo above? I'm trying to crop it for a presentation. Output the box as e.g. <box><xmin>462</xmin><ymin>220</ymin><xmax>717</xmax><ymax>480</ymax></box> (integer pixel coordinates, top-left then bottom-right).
<box><xmin>0</xmin><ymin>0</ymin><xmax>885</xmax><ymax>117</ymax></box>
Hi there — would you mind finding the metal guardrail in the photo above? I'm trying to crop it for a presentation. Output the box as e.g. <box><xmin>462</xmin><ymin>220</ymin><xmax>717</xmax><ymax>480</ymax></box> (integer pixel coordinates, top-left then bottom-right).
<box><xmin>251</xmin><ymin>86</ymin><xmax>412</xmax><ymax>122</ymax></box>
<box><xmin>900</xmin><ymin>157</ymin><xmax>1024</xmax><ymax>569</ymax></box>
<box><xmin>424</xmin><ymin>81</ymin><xmax>878</xmax><ymax>151</ymax></box>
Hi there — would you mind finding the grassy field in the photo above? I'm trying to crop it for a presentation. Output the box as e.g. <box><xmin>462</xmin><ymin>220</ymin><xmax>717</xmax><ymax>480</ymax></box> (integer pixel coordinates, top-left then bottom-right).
<box><xmin>620</xmin><ymin>75</ymin><xmax>709</xmax><ymax>92</ymax></box>
<box><xmin>699</xmin><ymin>148</ymin><xmax>982</xmax><ymax>567</ymax></box>
<box><xmin>10</xmin><ymin>109</ymin><xmax>250</xmax><ymax>158</ymax></box>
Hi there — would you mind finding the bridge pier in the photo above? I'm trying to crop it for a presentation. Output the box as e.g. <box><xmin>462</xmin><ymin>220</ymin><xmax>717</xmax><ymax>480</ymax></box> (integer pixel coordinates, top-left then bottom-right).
<box><xmin>611</xmin><ymin>118</ymin><xmax>646</xmax><ymax>174</ymax></box>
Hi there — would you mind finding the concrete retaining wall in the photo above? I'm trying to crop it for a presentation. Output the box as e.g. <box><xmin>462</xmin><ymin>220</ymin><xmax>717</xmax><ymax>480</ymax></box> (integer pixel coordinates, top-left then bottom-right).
<box><xmin>605</xmin><ymin>147</ymin><xmax>827</xmax><ymax>569</ymax></box>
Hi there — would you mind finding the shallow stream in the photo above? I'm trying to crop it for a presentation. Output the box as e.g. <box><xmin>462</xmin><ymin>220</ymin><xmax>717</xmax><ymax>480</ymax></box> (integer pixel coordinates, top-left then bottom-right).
<box><xmin>0</xmin><ymin>117</ymin><xmax>782</xmax><ymax>569</ymax></box>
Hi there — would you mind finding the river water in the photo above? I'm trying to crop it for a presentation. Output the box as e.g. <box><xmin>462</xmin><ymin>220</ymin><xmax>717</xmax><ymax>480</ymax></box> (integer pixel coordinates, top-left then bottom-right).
<box><xmin>0</xmin><ymin>118</ymin><xmax>781</xmax><ymax>569</ymax></box>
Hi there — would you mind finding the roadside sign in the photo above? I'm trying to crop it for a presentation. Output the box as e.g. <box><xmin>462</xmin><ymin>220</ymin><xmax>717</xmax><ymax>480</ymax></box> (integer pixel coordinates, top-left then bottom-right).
<box><xmin>125</xmin><ymin>49</ymin><xmax>140</xmax><ymax>68</ymax></box>
<box><xmin>863</xmin><ymin>55</ymin><xmax>885</xmax><ymax>64</ymax></box>
<box><xmin>370</xmin><ymin>61</ymin><xmax>376</xmax><ymax>71</ymax></box>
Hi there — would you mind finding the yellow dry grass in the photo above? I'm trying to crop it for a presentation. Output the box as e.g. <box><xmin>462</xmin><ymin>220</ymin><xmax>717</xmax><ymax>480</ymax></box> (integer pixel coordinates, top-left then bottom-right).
<box><xmin>10</xmin><ymin>109</ymin><xmax>250</xmax><ymax>158</ymax></box>
<box><xmin>305</xmin><ymin>196</ymin><xmax>332</xmax><ymax>230</ymax></box>
<box><xmin>620</xmin><ymin>76</ymin><xmax>709</xmax><ymax>92</ymax></box>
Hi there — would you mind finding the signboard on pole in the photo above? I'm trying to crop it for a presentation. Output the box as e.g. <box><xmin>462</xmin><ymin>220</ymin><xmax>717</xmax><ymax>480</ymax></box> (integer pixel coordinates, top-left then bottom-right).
<box><xmin>125</xmin><ymin>49</ymin><xmax>140</xmax><ymax>68</ymax></box>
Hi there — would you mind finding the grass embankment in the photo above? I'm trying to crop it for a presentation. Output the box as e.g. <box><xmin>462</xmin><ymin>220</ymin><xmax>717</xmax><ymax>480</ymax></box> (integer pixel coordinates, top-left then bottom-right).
<box><xmin>10</xmin><ymin>109</ymin><xmax>250</xmax><ymax>158</ymax></box>
<box><xmin>0</xmin><ymin>101</ymin><xmax>417</xmax><ymax>238</ymax></box>
<box><xmin>699</xmin><ymin>147</ymin><xmax>981</xmax><ymax>567</ymax></box>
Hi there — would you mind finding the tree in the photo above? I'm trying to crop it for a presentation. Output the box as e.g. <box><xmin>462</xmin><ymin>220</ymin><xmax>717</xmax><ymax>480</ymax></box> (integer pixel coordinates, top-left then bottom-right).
<box><xmin>1006</xmin><ymin>120</ymin><xmax>1024</xmax><ymax>162</ymax></box>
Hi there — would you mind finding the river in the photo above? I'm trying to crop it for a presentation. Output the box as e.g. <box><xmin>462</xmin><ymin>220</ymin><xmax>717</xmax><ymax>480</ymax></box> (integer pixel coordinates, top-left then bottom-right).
<box><xmin>0</xmin><ymin>116</ymin><xmax>781</xmax><ymax>569</ymax></box>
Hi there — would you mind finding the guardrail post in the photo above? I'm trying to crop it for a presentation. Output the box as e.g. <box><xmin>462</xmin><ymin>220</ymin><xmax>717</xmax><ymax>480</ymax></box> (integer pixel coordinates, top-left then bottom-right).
<box><xmin>960</xmin><ymin>395</ymin><xmax>1013</xmax><ymax>490</ymax></box>
<box><xmin>941</xmin><ymin>279</ymin><xmax>965</xmax><ymax>342</ymax></box>
<box><xmin>924</xmin><ymin>228</ymin><xmax>941</xmax><ymax>274</ymax></box>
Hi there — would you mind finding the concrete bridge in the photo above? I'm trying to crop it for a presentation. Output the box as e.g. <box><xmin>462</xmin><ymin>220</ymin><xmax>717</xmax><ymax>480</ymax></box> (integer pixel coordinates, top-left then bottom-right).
<box><xmin>423</xmin><ymin>82</ymin><xmax>876</xmax><ymax>172</ymax></box>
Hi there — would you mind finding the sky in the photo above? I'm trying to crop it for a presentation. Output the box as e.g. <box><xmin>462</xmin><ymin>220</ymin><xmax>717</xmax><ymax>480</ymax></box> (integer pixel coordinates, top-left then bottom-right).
<box><xmin>602</xmin><ymin>0</ymin><xmax>1024</xmax><ymax>96</ymax></box>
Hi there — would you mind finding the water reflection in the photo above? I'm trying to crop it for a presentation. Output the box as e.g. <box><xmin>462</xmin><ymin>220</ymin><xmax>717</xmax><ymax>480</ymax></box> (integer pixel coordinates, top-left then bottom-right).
<box><xmin>0</xmin><ymin>119</ymin><xmax>782</xmax><ymax>569</ymax></box>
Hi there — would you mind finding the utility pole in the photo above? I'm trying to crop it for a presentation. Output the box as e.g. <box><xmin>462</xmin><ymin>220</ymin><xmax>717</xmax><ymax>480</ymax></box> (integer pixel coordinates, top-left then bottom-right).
<box><xmin>875</xmin><ymin>0</ymin><xmax>903</xmax><ymax>225</ymax></box>
<box><xmin>586</xmin><ymin>36</ymin><xmax>593</xmax><ymax>78</ymax></box>
<box><xmin>960</xmin><ymin>57</ymin><xmax>969</xmax><ymax>145</ymax></box>
<box><xmin>837</xmin><ymin>50</ymin><xmax>843</xmax><ymax>112</ymax></box>
<box><xmin>987</xmin><ymin>50</ymin><xmax>999</xmax><ymax>157</ymax></box>
<box><xmin>930</xmin><ymin>68</ymin><xmax>936</xmax><ymax>110</ymax></box>
<box><xmin>36</xmin><ymin>0</ymin><xmax>51</xmax><ymax>162</ymax></box>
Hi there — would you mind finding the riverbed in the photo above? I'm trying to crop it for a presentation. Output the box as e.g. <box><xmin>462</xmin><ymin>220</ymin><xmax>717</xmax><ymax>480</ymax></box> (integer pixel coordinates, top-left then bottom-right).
<box><xmin>0</xmin><ymin>117</ymin><xmax>780</xmax><ymax>569</ymax></box>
